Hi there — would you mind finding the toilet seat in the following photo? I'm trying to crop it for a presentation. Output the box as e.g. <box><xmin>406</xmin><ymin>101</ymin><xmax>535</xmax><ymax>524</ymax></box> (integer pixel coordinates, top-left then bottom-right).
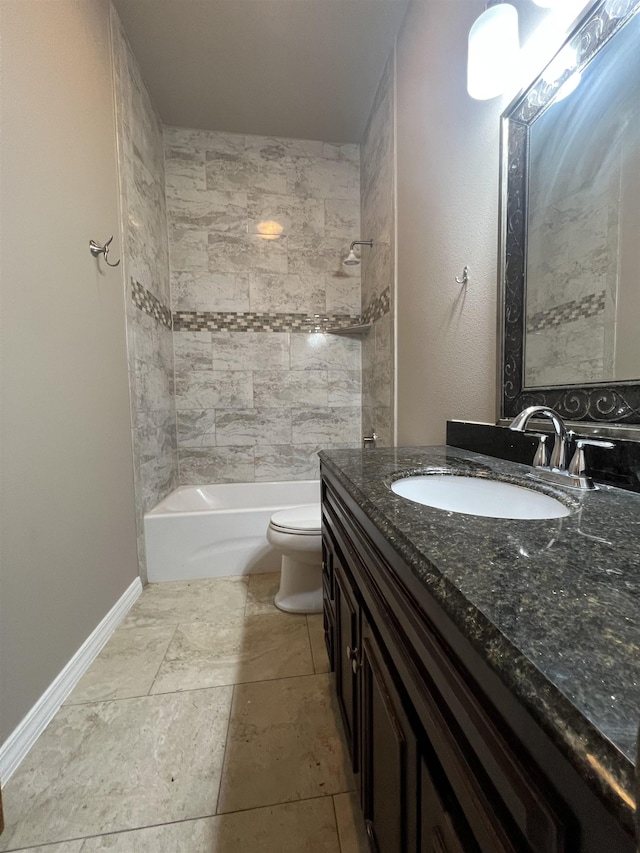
<box><xmin>269</xmin><ymin>504</ymin><xmax>321</xmax><ymax>535</ymax></box>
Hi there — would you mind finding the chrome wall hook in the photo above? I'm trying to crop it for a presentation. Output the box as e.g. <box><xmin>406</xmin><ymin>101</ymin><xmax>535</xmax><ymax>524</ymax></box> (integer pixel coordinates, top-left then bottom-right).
<box><xmin>455</xmin><ymin>265</ymin><xmax>469</xmax><ymax>286</ymax></box>
<box><xmin>89</xmin><ymin>236</ymin><xmax>120</xmax><ymax>267</ymax></box>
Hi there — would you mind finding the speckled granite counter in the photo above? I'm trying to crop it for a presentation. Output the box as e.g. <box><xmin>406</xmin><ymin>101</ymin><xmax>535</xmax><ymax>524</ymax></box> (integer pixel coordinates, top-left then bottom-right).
<box><xmin>319</xmin><ymin>445</ymin><xmax>640</xmax><ymax>835</ymax></box>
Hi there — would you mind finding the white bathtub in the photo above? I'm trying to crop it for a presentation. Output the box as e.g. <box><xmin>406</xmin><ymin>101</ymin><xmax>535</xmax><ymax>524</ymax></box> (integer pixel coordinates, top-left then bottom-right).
<box><xmin>144</xmin><ymin>480</ymin><xmax>321</xmax><ymax>582</ymax></box>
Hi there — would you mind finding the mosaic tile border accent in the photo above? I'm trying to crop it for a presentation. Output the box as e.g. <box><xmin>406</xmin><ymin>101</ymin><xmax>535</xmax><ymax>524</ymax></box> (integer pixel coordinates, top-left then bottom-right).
<box><xmin>527</xmin><ymin>291</ymin><xmax>605</xmax><ymax>333</ymax></box>
<box><xmin>172</xmin><ymin>310</ymin><xmax>360</xmax><ymax>333</ymax></box>
<box><xmin>362</xmin><ymin>287</ymin><xmax>390</xmax><ymax>325</ymax></box>
<box><xmin>131</xmin><ymin>281</ymin><xmax>391</xmax><ymax>334</ymax></box>
<box><xmin>131</xmin><ymin>280</ymin><xmax>172</xmax><ymax>329</ymax></box>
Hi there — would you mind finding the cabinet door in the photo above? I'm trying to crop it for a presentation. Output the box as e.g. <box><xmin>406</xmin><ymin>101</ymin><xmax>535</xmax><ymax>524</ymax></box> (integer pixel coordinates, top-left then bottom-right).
<box><xmin>334</xmin><ymin>557</ymin><xmax>360</xmax><ymax>771</ymax></box>
<box><xmin>420</xmin><ymin>755</ymin><xmax>478</xmax><ymax>853</ymax></box>
<box><xmin>360</xmin><ymin>615</ymin><xmax>418</xmax><ymax>853</ymax></box>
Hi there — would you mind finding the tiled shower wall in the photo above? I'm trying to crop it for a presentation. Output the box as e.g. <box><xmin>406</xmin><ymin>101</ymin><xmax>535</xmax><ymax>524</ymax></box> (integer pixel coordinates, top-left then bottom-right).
<box><xmin>111</xmin><ymin>9</ymin><xmax>178</xmax><ymax>576</ymax></box>
<box><xmin>361</xmin><ymin>54</ymin><xmax>395</xmax><ymax>447</ymax></box>
<box><xmin>164</xmin><ymin>127</ymin><xmax>363</xmax><ymax>483</ymax></box>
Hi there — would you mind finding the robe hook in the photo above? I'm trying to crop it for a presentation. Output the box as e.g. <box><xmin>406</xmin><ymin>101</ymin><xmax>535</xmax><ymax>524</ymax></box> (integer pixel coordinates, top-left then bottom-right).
<box><xmin>89</xmin><ymin>236</ymin><xmax>121</xmax><ymax>267</ymax></box>
<box><xmin>455</xmin><ymin>265</ymin><xmax>469</xmax><ymax>286</ymax></box>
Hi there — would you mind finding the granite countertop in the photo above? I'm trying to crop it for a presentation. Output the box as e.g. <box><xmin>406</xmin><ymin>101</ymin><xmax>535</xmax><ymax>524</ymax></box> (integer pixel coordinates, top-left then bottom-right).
<box><xmin>319</xmin><ymin>445</ymin><xmax>640</xmax><ymax>834</ymax></box>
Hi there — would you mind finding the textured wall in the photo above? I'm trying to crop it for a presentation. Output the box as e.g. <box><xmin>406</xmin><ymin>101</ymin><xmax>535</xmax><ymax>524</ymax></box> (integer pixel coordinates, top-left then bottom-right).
<box><xmin>395</xmin><ymin>0</ymin><xmax>502</xmax><ymax>445</ymax></box>
<box><xmin>1</xmin><ymin>0</ymin><xmax>138</xmax><ymax>743</ymax></box>
<box><xmin>360</xmin><ymin>54</ymin><xmax>395</xmax><ymax>447</ymax></box>
<box><xmin>111</xmin><ymin>9</ymin><xmax>177</xmax><ymax>576</ymax></box>
<box><xmin>164</xmin><ymin>127</ymin><xmax>362</xmax><ymax>483</ymax></box>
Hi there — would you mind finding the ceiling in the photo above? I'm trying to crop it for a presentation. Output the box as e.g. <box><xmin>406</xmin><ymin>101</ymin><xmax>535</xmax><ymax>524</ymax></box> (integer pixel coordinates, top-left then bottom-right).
<box><xmin>112</xmin><ymin>0</ymin><xmax>409</xmax><ymax>143</ymax></box>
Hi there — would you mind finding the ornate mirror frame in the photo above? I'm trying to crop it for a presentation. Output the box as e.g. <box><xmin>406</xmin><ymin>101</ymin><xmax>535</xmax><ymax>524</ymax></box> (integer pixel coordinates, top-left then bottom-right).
<box><xmin>499</xmin><ymin>0</ymin><xmax>640</xmax><ymax>425</ymax></box>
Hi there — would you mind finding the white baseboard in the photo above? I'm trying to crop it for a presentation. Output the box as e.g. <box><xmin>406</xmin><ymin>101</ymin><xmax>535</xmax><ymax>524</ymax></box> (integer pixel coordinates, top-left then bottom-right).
<box><xmin>0</xmin><ymin>576</ymin><xmax>143</xmax><ymax>784</ymax></box>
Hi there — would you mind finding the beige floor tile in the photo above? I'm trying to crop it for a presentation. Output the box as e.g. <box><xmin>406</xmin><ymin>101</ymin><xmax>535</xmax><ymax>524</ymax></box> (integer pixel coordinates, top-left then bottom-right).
<box><xmin>244</xmin><ymin>572</ymin><xmax>281</xmax><ymax>615</ymax></box>
<box><xmin>150</xmin><ymin>612</ymin><xmax>314</xmax><ymax>693</ymax></box>
<box><xmin>65</xmin><ymin>626</ymin><xmax>176</xmax><ymax>704</ymax></box>
<box><xmin>334</xmin><ymin>792</ymin><xmax>368</xmax><ymax>853</ymax></box>
<box><xmin>217</xmin><ymin>673</ymin><xmax>354</xmax><ymax>814</ymax></box>
<box><xmin>0</xmin><ymin>688</ymin><xmax>232</xmax><ymax>851</ymax></box>
<box><xmin>308</xmin><ymin>613</ymin><xmax>330</xmax><ymax>674</ymax></box>
<box><xmin>14</xmin><ymin>845</ymin><xmax>84</xmax><ymax>853</ymax></box>
<box><xmin>79</xmin><ymin>798</ymin><xmax>340</xmax><ymax>852</ymax></box>
<box><xmin>121</xmin><ymin>577</ymin><xmax>247</xmax><ymax>628</ymax></box>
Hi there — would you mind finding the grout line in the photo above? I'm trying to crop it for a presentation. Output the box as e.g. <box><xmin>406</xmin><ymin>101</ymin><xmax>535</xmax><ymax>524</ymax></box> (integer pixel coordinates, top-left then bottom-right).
<box><xmin>332</xmin><ymin>794</ymin><xmax>345</xmax><ymax>853</ymax></box>
<box><xmin>3</xmin><ymin>794</ymin><xmax>349</xmax><ymax>853</ymax></box>
<box><xmin>146</xmin><ymin>623</ymin><xmax>179</xmax><ymax>695</ymax></box>
<box><xmin>215</xmin><ymin>682</ymin><xmax>235</xmax><ymax>816</ymax></box>
<box><xmin>148</xmin><ymin>668</ymin><xmax>324</xmax><ymax>699</ymax></box>
<box><xmin>306</xmin><ymin>614</ymin><xmax>317</xmax><ymax>674</ymax></box>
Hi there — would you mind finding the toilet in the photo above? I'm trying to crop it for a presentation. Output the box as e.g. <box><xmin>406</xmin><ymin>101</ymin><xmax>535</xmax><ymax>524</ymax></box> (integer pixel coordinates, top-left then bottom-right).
<box><xmin>267</xmin><ymin>503</ymin><xmax>323</xmax><ymax>614</ymax></box>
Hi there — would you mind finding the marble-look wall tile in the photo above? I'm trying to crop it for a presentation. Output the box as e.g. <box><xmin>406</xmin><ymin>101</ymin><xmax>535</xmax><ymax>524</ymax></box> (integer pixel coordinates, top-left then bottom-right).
<box><xmin>177</xmin><ymin>409</ymin><xmax>217</xmax><ymax>448</ymax></box>
<box><xmin>205</xmin><ymin>150</ymin><xmax>288</xmax><ymax>195</ymax></box>
<box><xmin>169</xmin><ymin>228</ymin><xmax>209</xmax><ymax>272</ymax></box>
<box><xmin>178</xmin><ymin>447</ymin><xmax>255</xmax><ymax>484</ymax></box>
<box><xmin>328</xmin><ymin>370</ymin><xmax>361</xmax><ymax>407</ymax></box>
<box><xmin>326</xmin><ymin>276</ymin><xmax>361</xmax><ymax>315</ymax></box>
<box><xmin>288</xmin><ymin>237</ymin><xmax>356</xmax><ymax>278</ymax></box>
<box><xmin>211</xmin><ymin>332</ymin><xmax>290</xmax><ymax>371</ymax></box>
<box><xmin>291</xmin><ymin>407</ymin><xmax>361</xmax><ymax>444</ymax></box>
<box><xmin>165</xmin><ymin>126</ymin><xmax>245</xmax><ymax>156</ymax></box>
<box><xmin>216</xmin><ymin>408</ymin><xmax>292</xmax><ymax>446</ymax></box>
<box><xmin>172</xmin><ymin>271</ymin><xmax>250</xmax><ymax>313</ymax></box>
<box><xmin>249</xmin><ymin>273</ymin><xmax>325</xmax><ymax>314</ymax></box>
<box><xmin>288</xmin><ymin>157</ymin><xmax>359</xmax><ymax>200</ymax></box>
<box><xmin>254</xmin><ymin>445</ymin><xmax>323</xmax><ymax>482</ymax></box>
<box><xmin>167</xmin><ymin>188</ymin><xmax>247</xmax><ymax>234</ymax></box>
<box><xmin>290</xmin><ymin>334</ymin><xmax>360</xmax><ymax>372</ymax></box>
<box><xmin>245</xmin><ymin>135</ymin><xmax>324</xmax><ymax>160</ymax></box>
<box><xmin>164</xmin><ymin>146</ymin><xmax>206</xmax><ymax>192</ymax></box>
<box><xmin>323</xmin><ymin>142</ymin><xmax>360</xmax><ymax>163</ymax></box>
<box><xmin>173</xmin><ymin>331</ymin><xmax>212</xmax><ymax>372</ymax></box>
<box><xmin>253</xmin><ymin>370</ymin><xmax>328</xmax><ymax>408</ymax></box>
<box><xmin>165</xmin><ymin>126</ymin><xmax>363</xmax><ymax>484</ymax></box>
<box><xmin>247</xmin><ymin>193</ymin><xmax>324</xmax><ymax>238</ymax></box>
<box><xmin>325</xmin><ymin>199</ymin><xmax>361</xmax><ymax>238</ymax></box>
<box><xmin>208</xmin><ymin>233</ymin><xmax>288</xmax><ymax>275</ymax></box>
<box><xmin>175</xmin><ymin>370</ymin><xmax>253</xmax><ymax>409</ymax></box>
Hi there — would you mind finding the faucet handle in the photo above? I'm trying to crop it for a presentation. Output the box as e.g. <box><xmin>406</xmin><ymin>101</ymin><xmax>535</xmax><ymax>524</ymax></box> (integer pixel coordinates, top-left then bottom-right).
<box><xmin>568</xmin><ymin>438</ymin><xmax>615</xmax><ymax>477</ymax></box>
<box><xmin>530</xmin><ymin>433</ymin><xmax>549</xmax><ymax>468</ymax></box>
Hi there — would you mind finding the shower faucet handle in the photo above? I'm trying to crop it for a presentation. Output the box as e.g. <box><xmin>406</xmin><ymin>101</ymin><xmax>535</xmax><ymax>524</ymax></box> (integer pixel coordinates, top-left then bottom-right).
<box><xmin>363</xmin><ymin>431</ymin><xmax>378</xmax><ymax>450</ymax></box>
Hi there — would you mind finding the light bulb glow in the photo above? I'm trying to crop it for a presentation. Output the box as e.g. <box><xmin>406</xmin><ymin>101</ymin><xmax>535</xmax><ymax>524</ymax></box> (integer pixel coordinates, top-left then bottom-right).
<box><xmin>467</xmin><ymin>4</ymin><xmax>520</xmax><ymax>100</ymax></box>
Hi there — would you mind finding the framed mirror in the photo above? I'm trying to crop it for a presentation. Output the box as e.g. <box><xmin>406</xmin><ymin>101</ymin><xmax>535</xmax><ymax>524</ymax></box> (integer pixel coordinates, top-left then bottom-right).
<box><xmin>499</xmin><ymin>0</ymin><xmax>640</xmax><ymax>424</ymax></box>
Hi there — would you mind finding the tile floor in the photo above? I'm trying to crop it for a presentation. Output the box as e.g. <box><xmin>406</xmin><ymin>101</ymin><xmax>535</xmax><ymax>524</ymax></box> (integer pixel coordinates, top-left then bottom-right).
<box><xmin>1</xmin><ymin>574</ymin><xmax>368</xmax><ymax>852</ymax></box>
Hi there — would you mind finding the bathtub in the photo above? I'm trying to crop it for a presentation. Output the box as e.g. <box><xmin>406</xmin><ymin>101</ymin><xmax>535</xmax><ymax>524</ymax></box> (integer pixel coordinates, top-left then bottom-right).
<box><xmin>144</xmin><ymin>480</ymin><xmax>321</xmax><ymax>582</ymax></box>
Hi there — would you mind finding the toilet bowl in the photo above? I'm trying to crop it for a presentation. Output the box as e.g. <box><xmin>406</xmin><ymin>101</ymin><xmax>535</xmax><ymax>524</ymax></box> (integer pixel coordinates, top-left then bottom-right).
<box><xmin>267</xmin><ymin>503</ymin><xmax>322</xmax><ymax>614</ymax></box>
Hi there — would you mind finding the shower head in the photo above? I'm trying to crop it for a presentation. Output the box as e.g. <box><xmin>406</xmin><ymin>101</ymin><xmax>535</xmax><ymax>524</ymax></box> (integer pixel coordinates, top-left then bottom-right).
<box><xmin>342</xmin><ymin>239</ymin><xmax>373</xmax><ymax>267</ymax></box>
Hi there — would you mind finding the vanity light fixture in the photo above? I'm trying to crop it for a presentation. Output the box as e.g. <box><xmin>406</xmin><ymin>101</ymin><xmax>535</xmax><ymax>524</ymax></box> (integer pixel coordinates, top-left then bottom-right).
<box><xmin>467</xmin><ymin>1</ymin><xmax>519</xmax><ymax>100</ymax></box>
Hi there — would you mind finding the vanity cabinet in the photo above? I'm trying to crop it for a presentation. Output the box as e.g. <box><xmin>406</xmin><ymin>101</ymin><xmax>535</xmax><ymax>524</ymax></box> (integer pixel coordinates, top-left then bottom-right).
<box><xmin>321</xmin><ymin>468</ymin><xmax>637</xmax><ymax>853</ymax></box>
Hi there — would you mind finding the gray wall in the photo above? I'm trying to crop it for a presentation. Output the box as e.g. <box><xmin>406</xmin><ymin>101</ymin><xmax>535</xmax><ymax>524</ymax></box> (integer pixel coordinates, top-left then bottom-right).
<box><xmin>395</xmin><ymin>0</ymin><xmax>504</xmax><ymax>444</ymax></box>
<box><xmin>0</xmin><ymin>0</ymin><xmax>138</xmax><ymax>744</ymax></box>
<box><xmin>111</xmin><ymin>9</ymin><xmax>178</xmax><ymax>578</ymax></box>
<box><xmin>164</xmin><ymin>127</ymin><xmax>363</xmax><ymax>483</ymax></box>
<box><xmin>360</xmin><ymin>53</ymin><xmax>396</xmax><ymax>448</ymax></box>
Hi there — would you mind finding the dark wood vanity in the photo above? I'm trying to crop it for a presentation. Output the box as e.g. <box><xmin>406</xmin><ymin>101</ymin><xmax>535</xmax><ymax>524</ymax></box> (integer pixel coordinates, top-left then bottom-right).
<box><xmin>321</xmin><ymin>463</ymin><xmax>637</xmax><ymax>853</ymax></box>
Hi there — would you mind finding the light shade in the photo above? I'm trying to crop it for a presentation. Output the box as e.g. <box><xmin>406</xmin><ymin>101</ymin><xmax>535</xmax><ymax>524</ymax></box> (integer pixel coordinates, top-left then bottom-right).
<box><xmin>467</xmin><ymin>3</ymin><xmax>520</xmax><ymax>100</ymax></box>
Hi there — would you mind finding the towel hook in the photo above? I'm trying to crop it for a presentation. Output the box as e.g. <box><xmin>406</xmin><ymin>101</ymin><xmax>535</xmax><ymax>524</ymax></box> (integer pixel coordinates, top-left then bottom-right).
<box><xmin>455</xmin><ymin>265</ymin><xmax>469</xmax><ymax>286</ymax></box>
<box><xmin>89</xmin><ymin>236</ymin><xmax>120</xmax><ymax>267</ymax></box>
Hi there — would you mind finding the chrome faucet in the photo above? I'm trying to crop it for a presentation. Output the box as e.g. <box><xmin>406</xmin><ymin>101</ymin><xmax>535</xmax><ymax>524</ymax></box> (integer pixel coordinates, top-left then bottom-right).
<box><xmin>509</xmin><ymin>405</ymin><xmax>614</xmax><ymax>489</ymax></box>
<box><xmin>509</xmin><ymin>405</ymin><xmax>569</xmax><ymax>470</ymax></box>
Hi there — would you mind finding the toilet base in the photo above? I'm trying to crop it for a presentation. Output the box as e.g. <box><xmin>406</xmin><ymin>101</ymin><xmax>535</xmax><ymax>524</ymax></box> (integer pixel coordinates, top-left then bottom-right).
<box><xmin>274</xmin><ymin>555</ymin><xmax>322</xmax><ymax>614</ymax></box>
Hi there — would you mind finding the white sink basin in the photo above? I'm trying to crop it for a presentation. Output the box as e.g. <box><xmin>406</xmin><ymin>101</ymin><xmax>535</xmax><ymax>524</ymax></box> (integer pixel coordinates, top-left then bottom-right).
<box><xmin>391</xmin><ymin>475</ymin><xmax>570</xmax><ymax>520</ymax></box>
